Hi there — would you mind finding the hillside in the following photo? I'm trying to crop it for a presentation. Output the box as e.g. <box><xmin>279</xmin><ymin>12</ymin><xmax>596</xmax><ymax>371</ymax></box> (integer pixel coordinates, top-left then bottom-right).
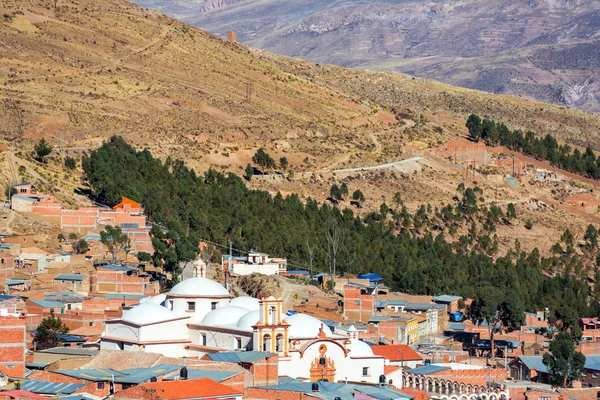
<box><xmin>139</xmin><ymin>0</ymin><xmax>600</xmax><ymax>113</ymax></box>
<box><xmin>3</xmin><ymin>0</ymin><xmax>600</xmax><ymax>260</ymax></box>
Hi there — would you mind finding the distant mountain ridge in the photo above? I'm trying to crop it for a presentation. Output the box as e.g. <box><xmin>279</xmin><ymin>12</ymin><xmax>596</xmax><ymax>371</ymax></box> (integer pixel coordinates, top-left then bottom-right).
<box><xmin>131</xmin><ymin>0</ymin><xmax>600</xmax><ymax>113</ymax></box>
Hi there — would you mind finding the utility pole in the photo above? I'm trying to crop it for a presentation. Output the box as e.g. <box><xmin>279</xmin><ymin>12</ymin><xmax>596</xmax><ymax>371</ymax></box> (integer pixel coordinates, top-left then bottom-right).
<box><xmin>417</xmin><ymin>114</ymin><xmax>421</xmax><ymax>136</ymax></box>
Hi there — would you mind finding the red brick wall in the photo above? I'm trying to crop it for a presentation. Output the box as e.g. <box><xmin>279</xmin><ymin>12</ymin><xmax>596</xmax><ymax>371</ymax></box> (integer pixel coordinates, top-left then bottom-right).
<box><xmin>250</xmin><ymin>354</ymin><xmax>279</xmax><ymax>386</ymax></box>
<box><xmin>0</xmin><ymin>254</ymin><xmax>14</xmax><ymax>278</ymax></box>
<box><xmin>95</xmin><ymin>270</ymin><xmax>158</xmax><ymax>295</ymax></box>
<box><xmin>343</xmin><ymin>286</ymin><xmax>374</xmax><ymax>321</ymax></box>
<box><xmin>0</xmin><ymin>316</ymin><xmax>26</xmax><ymax>378</ymax></box>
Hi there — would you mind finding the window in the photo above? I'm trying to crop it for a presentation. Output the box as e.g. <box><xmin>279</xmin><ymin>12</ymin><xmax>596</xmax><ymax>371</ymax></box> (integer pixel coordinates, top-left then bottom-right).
<box><xmin>538</xmin><ymin>397</ymin><xmax>551</xmax><ymax>400</ymax></box>
<box><xmin>355</xmin><ymin>300</ymin><xmax>361</xmax><ymax>305</ymax></box>
<box><xmin>211</xmin><ymin>302</ymin><xmax>218</xmax><ymax>310</ymax></box>
<box><xmin>89</xmin><ymin>322</ymin><xmax>95</xmax><ymax>326</ymax></box>
<box><xmin>201</xmin><ymin>334</ymin><xmax>207</xmax><ymax>346</ymax></box>
<box><xmin>235</xmin><ymin>338</ymin><xmax>242</xmax><ymax>349</ymax></box>
<box><xmin>263</xmin><ymin>334</ymin><xmax>271</xmax><ymax>352</ymax></box>
<box><xmin>187</xmin><ymin>301</ymin><xmax>195</xmax><ymax>311</ymax></box>
<box><xmin>276</xmin><ymin>334</ymin><xmax>284</xmax><ymax>352</ymax></box>
<box><xmin>362</xmin><ymin>367</ymin><xmax>370</xmax><ymax>376</ymax></box>
<box><xmin>97</xmin><ymin>382</ymin><xmax>105</xmax><ymax>390</ymax></box>
<box><xmin>6</xmin><ymin>365</ymin><xmax>13</xmax><ymax>369</ymax></box>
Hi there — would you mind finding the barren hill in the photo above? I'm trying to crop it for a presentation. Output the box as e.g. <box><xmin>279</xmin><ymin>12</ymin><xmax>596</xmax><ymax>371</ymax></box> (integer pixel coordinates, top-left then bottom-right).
<box><xmin>140</xmin><ymin>0</ymin><xmax>600</xmax><ymax>113</ymax></box>
<box><xmin>3</xmin><ymin>0</ymin><xmax>600</xmax><ymax>260</ymax></box>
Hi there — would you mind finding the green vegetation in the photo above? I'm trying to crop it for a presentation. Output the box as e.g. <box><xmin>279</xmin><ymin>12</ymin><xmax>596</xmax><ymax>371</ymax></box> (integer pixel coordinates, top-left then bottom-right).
<box><xmin>279</xmin><ymin>157</ymin><xmax>288</xmax><ymax>170</ymax></box>
<box><xmin>252</xmin><ymin>148</ymin><xmax>275</xmax><ymax>170</ymax></box>
<box><xmin>99</xmin><ymin>225</ymin><xmax>131</xmax><ymax>262</ymax></box>
<box><xmin>466</xmin><ymin>114</ymin><xmax>600</xmax><ymax>179</ymax></box>
<box><xmin>34</xmin><ymin>315</ymin><xmax>68</xmax><ymax>350</ymax></box>
<box><xmin>543</xmin><ymin>332</ymin><xmax>586</xmax><ymax>387</ymax></box>
<box><xmin>64</xmin><ymin>156</ymin><xmax>77</xmax><ymax>170</ymax></box>
<box><xmin>137</xmin><ymin>251</ymin><xmax>152</xmax><ymax>262</ymax></box>
<box><xmin>82</xmin><ymin>137</ymin><xmax>600</xmax><ymax>320</ymax></box>
<box><xmin>244</xmin><ymin>164</ymin><xmax>253</xmax><ymax>181</ymax></box>
<box><xmin>74</xmin><ymin>238</ymin><xmax>89</xmax><ymax>254</ymax></box>
<box><xmin>34</xmin><ymin>138</ymin><xmax>53</xmax><ymax>163</ymax></box>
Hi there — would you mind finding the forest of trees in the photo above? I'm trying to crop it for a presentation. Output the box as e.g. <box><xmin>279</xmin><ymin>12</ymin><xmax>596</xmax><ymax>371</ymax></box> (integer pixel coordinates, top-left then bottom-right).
<box><xmin>82</xmin><ymin>136</ymin><xmax>600</xmax><ymax>325</ymax></box>
<box><xmin>466</xmin><ymin>114</ymin><xmax>600</xmax><ymax>179</ymax></box>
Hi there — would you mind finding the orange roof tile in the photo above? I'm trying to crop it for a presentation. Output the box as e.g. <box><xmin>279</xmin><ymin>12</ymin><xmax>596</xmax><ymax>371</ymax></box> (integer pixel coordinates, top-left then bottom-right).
<box><xmin>371</xmin><ymin>344</ymin><xmax>423</xmax><ymax>362</ymax></box>
<box><xmin>141</xmin><ymin>378</ymin><xmax>241</xmax><ymax>399</ymax></box>
<box><xmin>384</xmin><ymin>365</ymin><xmax>402</xmax><ymax>375</ymax></box>
<box><xmin>398</xmin><ymin>388</ymin><xmax>429</xmax><ymax>400</ymax></box>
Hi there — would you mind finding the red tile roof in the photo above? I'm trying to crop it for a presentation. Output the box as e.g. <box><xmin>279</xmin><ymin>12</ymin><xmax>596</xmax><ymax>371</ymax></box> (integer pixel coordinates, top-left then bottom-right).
<box><xmin>141</xmin><ymin>378</ymin><xmax>241</xmax><ymax>399</ymax></box>
<box><xmin>581</xmin><ymin>318</ymin><xmax>599</xmax><ymax>325</ymax></box>
<box><xmin>371</xmin><ymin>344</ymin><xmax>423</xmax><ymax>362</ymax></box>
<box><xmin>397</xmin><ymin>388</ymin><xmax>429</xmax><ymax>400</ymax></box>
<box><xmin>384</xmin><ymin>365</ymin><xmax>402</xmax><ymax>375</ymax></box>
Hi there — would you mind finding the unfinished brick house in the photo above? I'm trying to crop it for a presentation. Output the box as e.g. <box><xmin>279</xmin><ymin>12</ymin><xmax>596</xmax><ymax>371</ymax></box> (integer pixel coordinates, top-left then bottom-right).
<box><xmin>0</xmin><ymin>314</ymin><xmax>27</xmax><ymax>378</ymax></box>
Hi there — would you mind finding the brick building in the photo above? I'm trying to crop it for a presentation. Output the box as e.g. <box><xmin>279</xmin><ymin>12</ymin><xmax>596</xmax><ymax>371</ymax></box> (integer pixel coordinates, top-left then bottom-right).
<box><xmin>0</xmin><ymin>253</ymin><xmax>14</xmax><ymax>278</ymax></box>
<box><xmin>0</xmin><ymin>314</ymin><xmax>27</xmax><ymax>378</ymax></box>
<box><xmin>203</xmin><ymin>352</ymin><xmax>278</xmax><ymax>387</ymax></box>
<box><xmin>343</xmin><ymin>282</ymin><xmax>388</xmax><ymax>322</ymax></box>
<box><xmin>94</xmin><ymin>264</ymin><xmax>159</xmax><ymax>295</ymax></box>
<box><xmin>113</xmin><ymin>378</ymin><xmax>243</xmax><ymax>400</ymax></box>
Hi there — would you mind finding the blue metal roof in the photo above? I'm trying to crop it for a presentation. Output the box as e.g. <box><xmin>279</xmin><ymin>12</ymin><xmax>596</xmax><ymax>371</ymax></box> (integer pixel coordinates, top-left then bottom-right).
<box><xmin>405</xmin><ymin>302</ymin><xmax>435</xmax><ymax>311</ymax></box>
<box><xmin>206</xmin><ymin>351</ymin><xmax>276</xmax><ymax>363</ymax></box>
<box><xmin>387</xmin><ymin>299</ymin><xmax>407</xmax><ymax>306</ymax></box>
<box><xmin>97</xmin><ymin>264</ymin><xmax>135</xmax><ymax>272</ymax></box>
<box><xmin>55</xmin><ymin>369</ymin><xmax>122</xmax><ymax>381</ymax></box>
<box><xmin>406</xmin><ymin>365</ymin><xmax>449</xmax><ymax>375</ymax></box>
<box><xmin>517</xmin><ymin>356</ymin><xmax>548</xmax><ymax>373</ymax></box>
<box><xmin>54</xmin><ymin>274</ymin><xmax>87</xmax><ymax>282</ymax></box>
<box><xmin>12</xmin><ymin>195</ymin><xmax>36</xmax><ymax>203</ymax></box>
<box><xmin>357</xmin><ymin>273</ymin><xmax>384</xmax><ymax>282</ymax></box>
<box><xmin>376</xmin><ymin>300</ymin><xmax>387</xmax><ymax>308</ymax></box>
<box><xmin>6</xmin><ymin>278</ymin><xmax>25</xmax><ymax>285</ymax></box>
<box><xmin>20</xmin><ymin>379</ymin><xmax>85</xmax><ymax>395</ymax></box>
<box><xmin>449</xmin><ymin>323</ymin><xmax>466</xmax><ymax>331</ymax></box>
<box><xmin>164</xmin><ymin>369</ymin><xmax>239</xmax><ymax>382</ymax></box>
<box><xmin>114</xmin><ymin>364</ymin><xmax>184</xmax><ymax>384</ymax></box>
<box><xmin>286</xmin><ymin>270</ymin><xmax>309</xmax><ymax>275</ymax></box>
<box><xmin>586</xmin><ymin>362</ymin><xmax>600</xmax><ymax>371</ymax></box>
<box><xmin>368</xmin><ymin>316</ymin><xmax>389</xmax><ymax>323</ymax></box>
<box><xmin>28</xmin><ymin>299</ymin><xmax>64</xmax><ymax>308</ymax></box>
<box><xmin>432</xmin><ymin>295</ymin><xmax>462</xmax><ymax>303</ymax></box>
<box><xmin>0</xmin><ymin>294</ymin><xmax>17</xmax><ymax>301</ymax></box>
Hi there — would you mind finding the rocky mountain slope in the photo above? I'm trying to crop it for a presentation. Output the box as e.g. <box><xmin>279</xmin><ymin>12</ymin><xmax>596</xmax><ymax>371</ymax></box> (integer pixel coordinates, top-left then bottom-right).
<box><xmin>137</xmin><ymin>0</ymin><xmax>600</xmax><ymax>113</ymax></box>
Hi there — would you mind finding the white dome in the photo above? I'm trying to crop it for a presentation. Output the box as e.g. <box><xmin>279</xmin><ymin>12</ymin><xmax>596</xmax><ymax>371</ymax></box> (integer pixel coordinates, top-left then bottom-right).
<box><xmin>141</xmin><ymin>293</ymin><xmax>166</xmax><ymax>306</ymax></box>
<box><xmin>347</xmin><ymin>339</ymin><xmax>374</xmax><ymax>357</ymax></box>
<box><xmin>284</xmin><ymin>314</ymin><xmax>332</xmax><ymax>339</ymax></box>
<box><xmin>201</xmin><ymin>306</ymin><xmax>249</xmax><ymax>327</ymax></box>
<box><xmin>236</xmin><ymin>310</ymin><xmax>259</xmax><ymax>331</ymax></box>
<box><xmin>230</xmin><ymin>296</ymin><xmax>260</xmax><ymax>311</ymax></box>
<box><xmin>121</xmin><ymin>304</ymin><xmax>178</xmax><ymax>325</ymax></box>
<box><xmin>169</xmin><ymin>277</ymin><xmax>229</xmax><ymax>297</ymax></box>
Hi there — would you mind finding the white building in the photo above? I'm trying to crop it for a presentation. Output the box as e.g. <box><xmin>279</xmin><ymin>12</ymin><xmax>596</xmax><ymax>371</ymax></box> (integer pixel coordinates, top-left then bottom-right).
<box><xmin>100</xmin><ymin>276</ymin><xmax>385</xmax><ymax>383</ymax></box>
<box><xmin>223</xmin><ymin>252</ymin><xmax>287</xmax><ymax>276</ymax></box>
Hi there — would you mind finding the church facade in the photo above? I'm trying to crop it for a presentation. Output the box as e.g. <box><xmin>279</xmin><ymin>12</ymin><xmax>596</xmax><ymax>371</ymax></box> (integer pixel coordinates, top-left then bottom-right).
<box><xmin>100</xmin><ymin>275</ymin><xmax>385</xmax><ymax>383</ymax></box>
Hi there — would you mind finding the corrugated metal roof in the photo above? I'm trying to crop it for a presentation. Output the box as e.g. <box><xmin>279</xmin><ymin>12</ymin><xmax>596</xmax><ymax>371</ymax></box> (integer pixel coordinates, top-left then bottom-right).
<box><xmin>20</xmin><ymin>380</ymin><xmax>85</xmax><ymax>395</ymax></box>
<box><xmin>54</xmin><ymin>274</ymin><xmax>87</xmax><ymax>282</ymax></box>
<box><xmin>432</xmin><ymin>295</ymin><xmax>462</xmax><ymax>303</ymax></box>
<box><xmin>39</xmin><ymin>348</ymin><xmax>98</xmax><ymax>356</ymax></box>
<box><xmin>206</xmin><ymin>351</ymin><xmax>276</xmax><ymax>363</ymax></box>
<box><xmin>0</xmin><ymin>294</ymin><xmax>17</xmax><ymax>301</ymax></box>
<box><xmin>254</xmin><ymin>381</ymin><xmax>411</xmax><ymax>400</ymax></box>
<box><xmin>387</xmin><ymin>299</ymin><xmax>407</xmax><ymax>306</ymax></box>
<box><xmin>515</xmin><ymin>356</ymin><xmax>548</xmax><ymax>373</ymax></box>
<box><xmin>6</xmin><ymin>278</ymin><xmax>25</xmax><ymax>285</ymax></box>
<box><xmin>163</xmin><ymin>369</ymin><xmax>239</xmax><ymax>382</ymax></box>
<box><xmin>406</xmin><ymin>365</ymin><xmax>449</xmax><ymax>375</ymax></box>
<box><xmin>114</xmin><ymin>364</ymin><xmax>184</xmax><ymax>384</ymax></box>
<box><xmin>405</xmin><ymin>303</ymin><xmax>435</xmax><ymax>311</ymax></box>
<box><xmin>28</xmin><ymin>299</ymin><xmax>64</xmax><ymax>308</ymax></box>
<box><xmin>12</xmin><ymin>195</ymin><xmax>36</xmax><ymax>203</ymax></box>
<box><xmin>97</xmin><ymin>264</ymin><xmax>135</xmax><ymax>272</ymax></box>
<box><xmin>56</xmin><ymin>369</ymin><xmax>122</xmax><ymax>381</ymax></box>
<box><xmin>368</xmin><ymin>316</ymin><xmax>389</xmax><ymax>322</ymax></box>
<box><xmin>449</xmin><ymin>323</ymin><xmax>466</xmax><ymax>331</ymax></box>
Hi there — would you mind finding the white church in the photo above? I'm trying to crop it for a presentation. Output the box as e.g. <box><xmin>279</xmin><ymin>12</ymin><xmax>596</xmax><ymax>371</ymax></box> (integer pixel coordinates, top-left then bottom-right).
<box><xmin>101</xmin><ymin>271</ymin><xmax>385</xmax><ymax>383</ymax></box>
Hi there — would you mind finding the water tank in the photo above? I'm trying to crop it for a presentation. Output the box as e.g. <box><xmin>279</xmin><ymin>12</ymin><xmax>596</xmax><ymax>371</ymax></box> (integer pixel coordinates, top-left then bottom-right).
<box><xmin>425</xmin><ymin>359</ymin><xmax>431</xmax><ymax>366</ymax></box>
<box><xmin>180</xmin><ymin>367</ymin><xmax>188</xmax><ymax>380</ymax></box>
<box><xmin>379</xmin><ymin>374</ymin><xmax>386</xmax><ymax>384</ymax></box>
<box><xmin>150</xmin><ymin>377</ymin><xmax>157</xmax><ymax>382</ymax></box>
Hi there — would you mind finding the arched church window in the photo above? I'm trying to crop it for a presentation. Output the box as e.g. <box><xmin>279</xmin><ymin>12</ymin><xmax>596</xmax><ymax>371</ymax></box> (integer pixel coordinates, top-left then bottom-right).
<box><xmin>263</xmin><ymin>334</ymin><xmax>271</xmax><ymax>351</ymax></box>
<box><xmin>276</xmin><ymin>334</ymin><xmax>284</xmax><ymax>352</ymax></box>
<box><xmin>270</xmin><ymin>306</ymin><xmax>277</xmax><ymax>324</ymax></box>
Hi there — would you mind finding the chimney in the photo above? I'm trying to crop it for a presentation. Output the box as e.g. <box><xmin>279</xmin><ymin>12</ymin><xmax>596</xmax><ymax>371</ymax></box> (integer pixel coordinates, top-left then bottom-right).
<box><xmin>227</xmin><ymin>31</ymin><xmax>237</xmax><ymax>43</ymax></box>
